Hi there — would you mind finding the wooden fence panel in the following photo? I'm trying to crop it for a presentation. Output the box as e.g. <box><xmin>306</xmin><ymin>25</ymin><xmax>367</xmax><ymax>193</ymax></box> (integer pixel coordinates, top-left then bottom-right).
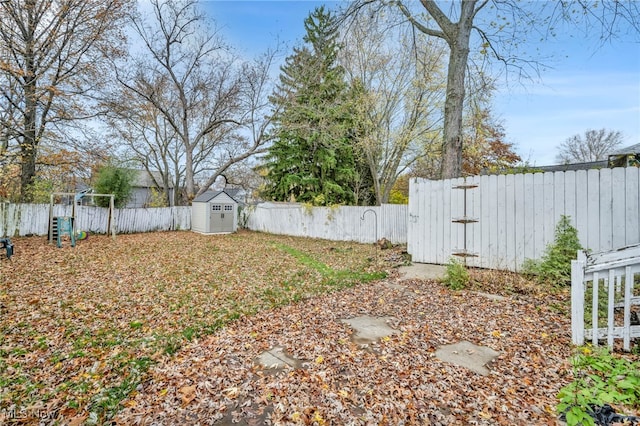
<box><xmin>479</xmin><ymin>175</ymin><xmax>491</xmax><ymax>269</ymax></box>
<box><xmin>522</xmin><ymin>173</ymin><xmax>535</xmax><ymax>262</ymax></box>
<box><xmin>575</xmin><ymin>170</ymin><xmax>589</xmax><ymax>249</ymax></box>
<box><xmin>612</xmin><ymin>167</ymin><xmax>627</xmax><ymax>249</ymax></box>
<box><xmin>436</xmin><ymin>179</ymin><xmax>448</xmax><ymax>263</ymax></box>
<box><xmin>76</xmin><ymin>205</ymin><xmax>109</xmax><ymax>234</ymax></box>
<box><xmin>587</xmin><ymin>169</ymin><xmax>601</xmax><ymax>251</ymax></box>
<box><xmin>532</xmin><ymin>173</ymin><xmax>545</xmax><ymax>261</ymax></box>
<box><xmin>245</xmin><ymin>203</ymin><xmax>408</xmax><ymax>244</ymax></box>
<box><xmin>505</xmin><ymin>174</ymin><xmax>516</xmax><ymax>269</ymax></box>
<box><xmin>496</xmin><ymin>174</ymin><xmax>508</xmax><ymax>267</ymax></box>
<box><xmin>470</xmin><ymin>175</ymin><xmax>483</xmax><ymax>268</ymax></box>
<box><xmin>0</xmin><ymin>205</ymin><xmax>191</xmax><ymax>237</ymax></box>
<box><xmin>599</xmin><ymin>168</ymin><xmax>613</xmax><ymax>252</ymax></box>
<box><xmin>380</xmin><ymin>204</ymin><xmax>408</xmax><ymax>244</ymax></box>
<box><xmin>542</xmin><ymin>172</ymin><xmax>555</xmax><ymax>253</ymax></box>
<box><xmin>625</xmin><ymin>167</ymin><xmax>640</xmax><ymax>247</ymax></box>
<box><xmin>408</xmin><ymin>168</ymin><xmax>640</xmax><ymax>271</ymax></box>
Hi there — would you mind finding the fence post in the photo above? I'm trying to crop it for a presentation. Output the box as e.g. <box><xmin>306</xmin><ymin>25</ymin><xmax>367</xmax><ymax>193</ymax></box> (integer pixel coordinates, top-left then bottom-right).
<box><xmin>623</xmin><ymin>266</ymin><xmax>632</xmax><ymax>351</ymax></box>
<box><xmin>571</xmin><ymin>251</ymin><xmax>586</xmax><ymax>346</ymax></box>
<box><xmin>607</xmin><ymin>269</ymin><xmax>615</xmax><ymax>348</ymax></box>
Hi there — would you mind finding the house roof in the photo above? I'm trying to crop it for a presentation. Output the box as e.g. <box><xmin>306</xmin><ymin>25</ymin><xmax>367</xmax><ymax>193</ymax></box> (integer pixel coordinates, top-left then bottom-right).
<box><xmin>131</xmin><ymin>170</ymin><xmax>174</xmax><ymax>189</ymax></box>
<box><xmin>533</xmin><ymin>160</ymin><xmax>608</xmax><ymax>173</ymax></box>
<box><xmin>610</xmin><ymin>143</ymin><xmax>640</xmax><ymax>155</ymax></box>
<box><xmin>193</xmin><ymin>189</ymin><xmax>239</xmax><ymax>203</ymax></box>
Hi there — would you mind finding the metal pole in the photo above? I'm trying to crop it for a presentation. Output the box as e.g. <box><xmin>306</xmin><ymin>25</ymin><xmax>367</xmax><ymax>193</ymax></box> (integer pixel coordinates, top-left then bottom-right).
<box><xmin>360</xmin><ymin>208</ymin><xmax>378</xmax><ymax>243</ymax></box>
<box><xmin>48</xmin><ymin>194</ymin><xmax>54</xmax><ymax>244</ymax></box>
<box><xmin>109</xmin><ymin>195</ymin><xmax>116</xmax><ymax>240</ymax></box>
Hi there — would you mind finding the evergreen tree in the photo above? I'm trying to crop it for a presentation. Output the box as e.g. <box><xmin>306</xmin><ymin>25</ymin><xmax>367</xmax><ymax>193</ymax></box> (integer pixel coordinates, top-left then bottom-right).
<box><xmin>262</xmin><ymin>7</ymin><xmax>360</xmax><ymax>206</ymax></box>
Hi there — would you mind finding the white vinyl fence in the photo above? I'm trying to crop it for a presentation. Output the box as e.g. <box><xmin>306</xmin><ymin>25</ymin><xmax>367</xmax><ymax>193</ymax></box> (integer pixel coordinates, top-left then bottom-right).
<box><xmin>571</xmin><ymin>245</ymin><xmax>640</xmax><ymax>351</ymax></box>
<box><xmin>408</xmin><ymin>168</ymin><xmax>640</xmax><ymax>271</ymax></box>
<box><xmin>244</xmin><ymin>202</ymin><xmax>408</xmax><ymax>244</ymax></box>
<box><xmin>0</xmin><ymin>203</ymin><xmax>191</xmax><ymax>237</ymax></box>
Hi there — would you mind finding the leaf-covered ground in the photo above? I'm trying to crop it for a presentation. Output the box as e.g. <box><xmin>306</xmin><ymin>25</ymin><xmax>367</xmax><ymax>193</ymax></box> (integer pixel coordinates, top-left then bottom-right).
<box><xmin>0</xmin><ymin>231</ymin><xmax>385</xmax><ymax>424</ymax></box>
<box><xmin>0</xmin><ymin>230</ymin><xmax>602</xmax><ymax>425</ymax></box>
<box><xmin>114</xmin><ymin>275</ymin><xmax>576</xmax><ymax>426</ymax></box>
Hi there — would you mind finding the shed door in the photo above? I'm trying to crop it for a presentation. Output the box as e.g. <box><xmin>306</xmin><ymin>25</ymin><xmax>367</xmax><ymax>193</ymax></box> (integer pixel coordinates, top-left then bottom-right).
<box><xmin>210</xmin><ymin>204</ymin><xmax>234</xmax><ymax>233</ymax></box>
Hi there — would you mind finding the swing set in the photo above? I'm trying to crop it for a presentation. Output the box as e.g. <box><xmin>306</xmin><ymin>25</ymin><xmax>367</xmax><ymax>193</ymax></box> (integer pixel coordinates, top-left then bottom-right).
<box><xmin>48</xmin><ymin>192</ymin><xmax>116</xmax><ymax>247</ymax></box>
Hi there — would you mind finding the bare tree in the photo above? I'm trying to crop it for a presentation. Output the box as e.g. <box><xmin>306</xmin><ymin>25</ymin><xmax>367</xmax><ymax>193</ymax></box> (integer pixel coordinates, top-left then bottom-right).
<box><xmin>0</xmin><ymin>0</ymin><xmax>131</xmax><ymax>201</ymax></box>
<box><xmin>194</xmin><ymin>53</ymin><xmax>278</xmax><ymax>198</ymax></box>
<box><xmin>556</xmin><ymin>128</ymin><xmax>624</xmax><ymax>164</ymax></box>
<box><xmin>104</xmin><ymin>80</ymin><xmax>184</xmax><ymax>206</ymax></box>
<box><xmin>339</xmin><ymin>10</ymin><xmax>446</xmax><ymax>204</ymax></box>
<box><xmin>345</xmin><ymin>0</ymin><xmax>640</xmax><ymax>179</ymax></box>
<box><xmin>111</xmin><ymin>0</ymin><xmax>276</xmax><ymax>203</ymax></box>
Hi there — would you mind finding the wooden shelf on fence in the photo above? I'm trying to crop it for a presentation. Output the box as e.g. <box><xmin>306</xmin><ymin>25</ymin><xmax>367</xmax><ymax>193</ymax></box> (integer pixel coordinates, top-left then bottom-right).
<box><xmin>452</xmin><ymin>249</ymin><xmax>478</xmax><ymax>258</ymax></box>
<box><xmin>452</xmin><ymin>217</ymin><xmax>479</xmax><ymax>224</ymax></box>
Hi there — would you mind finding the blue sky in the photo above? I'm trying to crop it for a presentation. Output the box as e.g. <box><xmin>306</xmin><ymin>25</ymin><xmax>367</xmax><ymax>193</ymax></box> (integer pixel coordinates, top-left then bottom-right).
<box><xmin>202</xmin><ymin>0</ymin><xmax>640</xmax><ymax>166</ymax></box>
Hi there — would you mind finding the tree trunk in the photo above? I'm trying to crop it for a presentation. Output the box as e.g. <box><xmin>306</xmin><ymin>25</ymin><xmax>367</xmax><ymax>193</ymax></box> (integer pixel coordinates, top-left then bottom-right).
<box><xmin>19</xmin><ymin>141</ymin><xmax>37</xmax><ymax>202</ymax></box>
<box><xmin>184</xmin><ymin>145</ymin><xmax>194</xmax><ymax>202</ymax></box>
<box><xmin>20</xmin><ymin>39</ymin><xmax>38</xmax><ymax>202</ymax></box>
<box><xmin>370</xmin><ymin>164</ymin><xmax>382</xmax><ymax>206</ymax></box>
<box><xmin>440</xmin><ymin>4</ymin><xmax>474</xmax><ymax>180</ymax></box>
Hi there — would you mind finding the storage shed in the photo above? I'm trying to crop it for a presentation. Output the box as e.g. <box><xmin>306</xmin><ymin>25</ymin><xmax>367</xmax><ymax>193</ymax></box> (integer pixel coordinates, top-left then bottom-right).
<box><xmin>191</xmin><ymin>190</ymin><xmax>238</xmax><ymax>234</ymax></box>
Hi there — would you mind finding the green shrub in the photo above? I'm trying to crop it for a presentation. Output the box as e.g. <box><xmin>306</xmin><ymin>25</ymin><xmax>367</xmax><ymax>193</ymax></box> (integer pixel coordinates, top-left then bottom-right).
<box><xmin>558</xmin><ymin>347</ymin><xmax>640</xmax><ymax>426</ymax></box>
<box><xmin>93</xmin><ymin>165</ymin><xmax>135</xmax><ymax>208</ymax></box>
<box><xmin>388</xmin><ymin>189</ymin><xmax>408</xmax><ymax>204</ymax></box>
<box><xmin>442</xmin><ymin>257</ymin><xmax>469</xmax><ymax>290</ymax></box>
<box><xmin>522</xmin><ymin>215</ymin><xmax>583</xmax><ymax>286</ymax></box>
<box><xmin>25</xmin><ymin>177</ymin><xmax>54</xmax><ymax>203</ymax></box>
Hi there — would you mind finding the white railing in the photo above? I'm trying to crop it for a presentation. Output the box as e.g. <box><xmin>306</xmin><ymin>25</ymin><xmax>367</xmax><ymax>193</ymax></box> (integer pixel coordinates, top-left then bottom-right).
<box><xmin>571</xmin><ymin>244</ymin><xmax>640</xmax><ymax>351</ymax></box>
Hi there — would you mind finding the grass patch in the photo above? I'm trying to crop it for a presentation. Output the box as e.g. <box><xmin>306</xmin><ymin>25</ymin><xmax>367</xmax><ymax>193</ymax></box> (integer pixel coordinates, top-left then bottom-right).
<box><xmin>275</xmin><ymin>243</ymin><xmax>387</xmax><ymax>290</ymax></box>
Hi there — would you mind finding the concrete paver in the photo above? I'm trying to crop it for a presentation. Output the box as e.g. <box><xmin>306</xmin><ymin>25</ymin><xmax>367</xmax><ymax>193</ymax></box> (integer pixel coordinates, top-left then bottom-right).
<box><xmin>398</xmin><ymin>263</ymin><xmax>446</xmax><ymax>281</ymax></box>
<box><xmin>435</xmin><ymin>340</ymin><xmax>500</xmax><ymax>376</ymax></box>
<box><xmin>255</xmin><ymin>346</ymin><xmax>301</xmax><ymax>369</ymax></box>
<box><xmin>341</xmin><ymin>315</ymin><xmax>398</xmax><ymax>344</ymax></box>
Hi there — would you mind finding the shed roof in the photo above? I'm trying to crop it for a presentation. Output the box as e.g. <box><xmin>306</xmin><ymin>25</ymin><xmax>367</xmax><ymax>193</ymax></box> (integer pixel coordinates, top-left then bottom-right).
<box><xmin>193</xmin><ymin>190</ymin><xmax>239</xmax><ymax>203</ymax></box>
<box><xmin>610</xmin><ymin>143</ymin><xmax>640</xmax><ymax>155</ymax></box>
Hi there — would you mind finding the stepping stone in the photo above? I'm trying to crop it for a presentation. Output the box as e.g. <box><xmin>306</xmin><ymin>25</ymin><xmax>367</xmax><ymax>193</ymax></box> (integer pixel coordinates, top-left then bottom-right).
<box><xmin>341</xmin><ymin>315</ymin><xmax>398</xmax><ymax>344</ymax></box>
<box><xmin>398</xmin><ymin>263</ymin><xmax>446</xmax><ymax>281</ymax></box>
<box><xmin>255</xmin><ymin>346</ymin><xmax>301</xmax><ymax>369</ymax></box>
<box><xmin>435</xmin><ymin>341</ymin><xmax>500</xmax><ymax>376</ymax></box>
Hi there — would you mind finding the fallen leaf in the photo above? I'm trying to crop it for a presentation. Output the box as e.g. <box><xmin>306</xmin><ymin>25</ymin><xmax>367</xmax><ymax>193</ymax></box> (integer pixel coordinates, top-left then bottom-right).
<box><xmin>179</xmin><ymin>385</ymin><xmax>197</xmax><ymax>406</ymax></box>
<box><xmin>68</xmin><ymin>415</ymin><xmax>88</xmax><ymax>426</ymax></box>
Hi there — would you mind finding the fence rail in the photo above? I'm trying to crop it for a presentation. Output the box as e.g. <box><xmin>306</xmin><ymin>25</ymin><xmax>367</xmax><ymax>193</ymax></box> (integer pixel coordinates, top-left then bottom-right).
<box><xmin>244</xmin><ymin>203</ymin><xmax>408</xmax><ymax>244</ymax></box>
<box><xmin>571</xmin><ymin>244</ymin><xmax>640</xmax><ymax>351</ymax></box>
<box><xmin>0</xmin><ymin>203</ymin><xmax>191</xmax><ymax>237</ymax></box>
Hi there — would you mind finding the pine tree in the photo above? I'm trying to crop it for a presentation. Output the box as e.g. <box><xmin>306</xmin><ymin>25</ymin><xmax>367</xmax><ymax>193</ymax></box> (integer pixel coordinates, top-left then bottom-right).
<box><xmin>262</xmin><ymin>7</ymin><xmax>359</xmax><ymax>206</ymax></box>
